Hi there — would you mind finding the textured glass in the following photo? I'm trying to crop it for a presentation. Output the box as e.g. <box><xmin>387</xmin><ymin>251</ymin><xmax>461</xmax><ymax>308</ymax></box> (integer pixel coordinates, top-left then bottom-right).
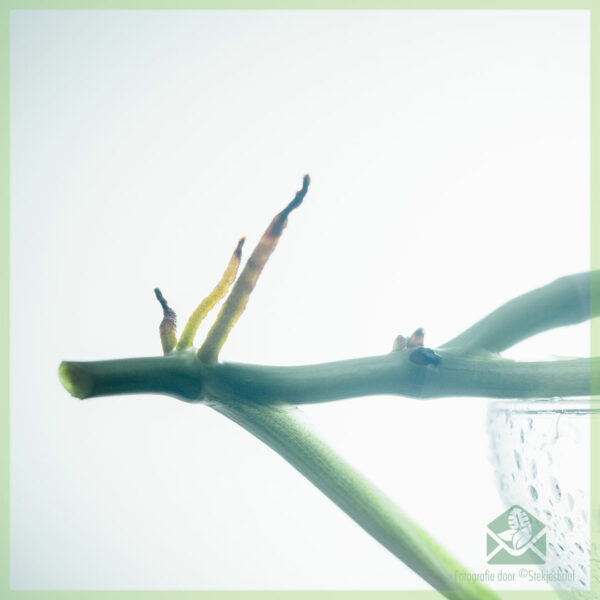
<box><xmin>487</xmin><ymin>399</ymin><xmax>597</xmax><ymax>594</ymax></box>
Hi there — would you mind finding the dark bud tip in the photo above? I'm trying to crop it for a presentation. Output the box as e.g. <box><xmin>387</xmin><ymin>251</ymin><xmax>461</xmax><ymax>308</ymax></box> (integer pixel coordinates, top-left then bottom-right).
<box><xmin>280</xmin><ymin>175</ymin><xmax>312</xmax><ymax>220</ymax></box>
<box><xmin>154</xmin><ymin>287</ymin><xmax>176</xmax><ymax>320</ymax></box>
<box><xmin>409</xmin><ymin>347</ymin><xmax>441</xmax><ymax>367</ymax></box>
<box><xmin>154</xmin><ymin>287</ymin><xmax>167</xmax><ymax>308</ymax></box>
<box><xmin>235</xmin><ymin>237</ymin><xmax>246</xmax><ymax>257</ymax></box>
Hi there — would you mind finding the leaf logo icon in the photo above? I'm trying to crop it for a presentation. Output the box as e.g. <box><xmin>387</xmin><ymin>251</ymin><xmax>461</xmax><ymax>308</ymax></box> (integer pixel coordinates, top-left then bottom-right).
<box><xmin>497</xmin><ymin>506</ymin><xmax>533</xmax><ymax>550</ymax></box>
<box><xmin>487</xmin><ymin>504</ymin><xmax>546</xmax><ymax>564</ymax></box>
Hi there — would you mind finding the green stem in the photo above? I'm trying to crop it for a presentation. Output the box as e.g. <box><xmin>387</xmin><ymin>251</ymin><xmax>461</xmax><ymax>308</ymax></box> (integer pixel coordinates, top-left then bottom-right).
<box><xmin>58</xmin><ymin>350</ymin><xmax>203</xmax><ymax>401</ymax></box>
<box><xmin>205</xmin><ymin>352</ymin><xmax>595</xmax><ymax>404</ymax></box>
<box><xmin>59</xmin><ymin>351</ymin><xmax>597</xmax><ymax>403</ymax></box>
<box><xmin>442</xmin><ymin>271</ymin><xmax>596</xmax><ymax>353</ymax></box>
<box><xmin>212</xmin><ymin>399</ymin><xmax>499</xmax><ymax>600</ymax></box>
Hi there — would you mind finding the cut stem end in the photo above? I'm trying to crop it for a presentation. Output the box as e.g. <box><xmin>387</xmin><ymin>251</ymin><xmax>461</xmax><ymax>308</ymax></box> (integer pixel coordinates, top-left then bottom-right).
<box><xmin>58</xmin><ymin>362</ymin><xmax>94</xmax><ymax>399</ymax></box>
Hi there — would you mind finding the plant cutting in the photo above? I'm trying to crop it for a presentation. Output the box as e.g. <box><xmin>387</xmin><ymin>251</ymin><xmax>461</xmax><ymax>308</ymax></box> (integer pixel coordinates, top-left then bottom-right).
<box><xmin>58</xmin><ymin>176</ymin><xmax>598</xmax><ymax>599</ymax></box>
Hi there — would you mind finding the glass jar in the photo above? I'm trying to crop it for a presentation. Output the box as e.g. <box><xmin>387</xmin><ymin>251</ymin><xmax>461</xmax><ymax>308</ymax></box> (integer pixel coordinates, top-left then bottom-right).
<box><xmin>487</xmin><ymin>398</ymin><xmax>598</xmax><ymax>596</ymax></box>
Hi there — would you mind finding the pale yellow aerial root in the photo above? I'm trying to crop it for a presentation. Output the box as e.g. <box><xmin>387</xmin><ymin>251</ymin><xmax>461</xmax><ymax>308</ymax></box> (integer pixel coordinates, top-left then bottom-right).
<box><xmin>176</xmin><ymin>237</ymin><xmax>245</xmax><ymax>351</ymax></box>
<box><xmin>198</xmin><ymin>175</ymin><xmax>310</xmax><ymax>364</ymax></box>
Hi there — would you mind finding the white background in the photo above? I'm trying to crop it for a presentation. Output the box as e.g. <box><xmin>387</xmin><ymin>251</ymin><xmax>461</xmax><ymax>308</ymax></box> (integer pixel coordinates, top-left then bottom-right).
<box><xmin>10</xmin><ymin>10</ymin><xmax>589</xmax><ymax>590</ymax></box>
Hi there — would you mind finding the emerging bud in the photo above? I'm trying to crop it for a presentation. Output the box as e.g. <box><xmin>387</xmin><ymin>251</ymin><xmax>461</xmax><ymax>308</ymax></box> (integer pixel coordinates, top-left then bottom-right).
<box><xmin>154</xmin><ymin>288</ymin><xmax>177</xmax><ymax>354</ymax></box>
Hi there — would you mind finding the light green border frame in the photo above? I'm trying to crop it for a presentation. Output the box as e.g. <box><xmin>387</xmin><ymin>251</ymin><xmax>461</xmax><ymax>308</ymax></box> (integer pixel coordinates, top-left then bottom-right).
<box><xmin>2</xmin><ymin>2</ymin><xmax>596</xmax><ymax>599</ymax></box>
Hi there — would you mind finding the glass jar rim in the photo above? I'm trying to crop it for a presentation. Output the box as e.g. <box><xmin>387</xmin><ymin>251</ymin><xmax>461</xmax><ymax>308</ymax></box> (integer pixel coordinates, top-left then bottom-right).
<box><xmin>489</xmin><ymin>397</ymin><xmax>600</xmax><ymax>415</ymax></box>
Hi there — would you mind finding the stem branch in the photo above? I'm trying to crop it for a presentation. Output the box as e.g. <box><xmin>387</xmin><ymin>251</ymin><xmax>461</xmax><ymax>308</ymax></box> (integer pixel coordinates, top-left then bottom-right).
<box><xmin>212</xmin><ymin>400</ymin><xmax>499</xmax><ymax>600</ymax></box>
<box><xmin>442</xmin><ymin>271</ymin><xmax>596</xmax><ymax>353</ymax></box>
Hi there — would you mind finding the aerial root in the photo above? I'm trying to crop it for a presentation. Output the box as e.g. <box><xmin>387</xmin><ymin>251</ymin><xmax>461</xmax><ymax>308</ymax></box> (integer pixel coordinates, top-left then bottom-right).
<box><xmin>197</xmin><ymin>175</ymin><xmax>311</xmax><ymax>364</ymax></box>
<box><xmin>176</xmin><ymin>237</ymin><xmax>246</xmax><ymax>351</ymax></box>
<box><xmin>154</xmin><ymin>288</ymin><xmax>177</xmax><ymax>354</ymax></box>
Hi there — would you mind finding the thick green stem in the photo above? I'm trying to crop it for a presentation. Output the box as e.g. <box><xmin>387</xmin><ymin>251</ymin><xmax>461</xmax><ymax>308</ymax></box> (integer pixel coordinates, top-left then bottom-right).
<box><xmin>206</xmin><ymin>352</ymin><xmax>595</xmax><ymax>404</ymax></box>
<box><xmin>59</xmin><ymin>351</ymin><xmax>597</xmax><ymax>403</ymax></box>
<box><xmin>212</xmin><ymin>400</ymin><xmax>499</xmax><ymax>600</ymax></box>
